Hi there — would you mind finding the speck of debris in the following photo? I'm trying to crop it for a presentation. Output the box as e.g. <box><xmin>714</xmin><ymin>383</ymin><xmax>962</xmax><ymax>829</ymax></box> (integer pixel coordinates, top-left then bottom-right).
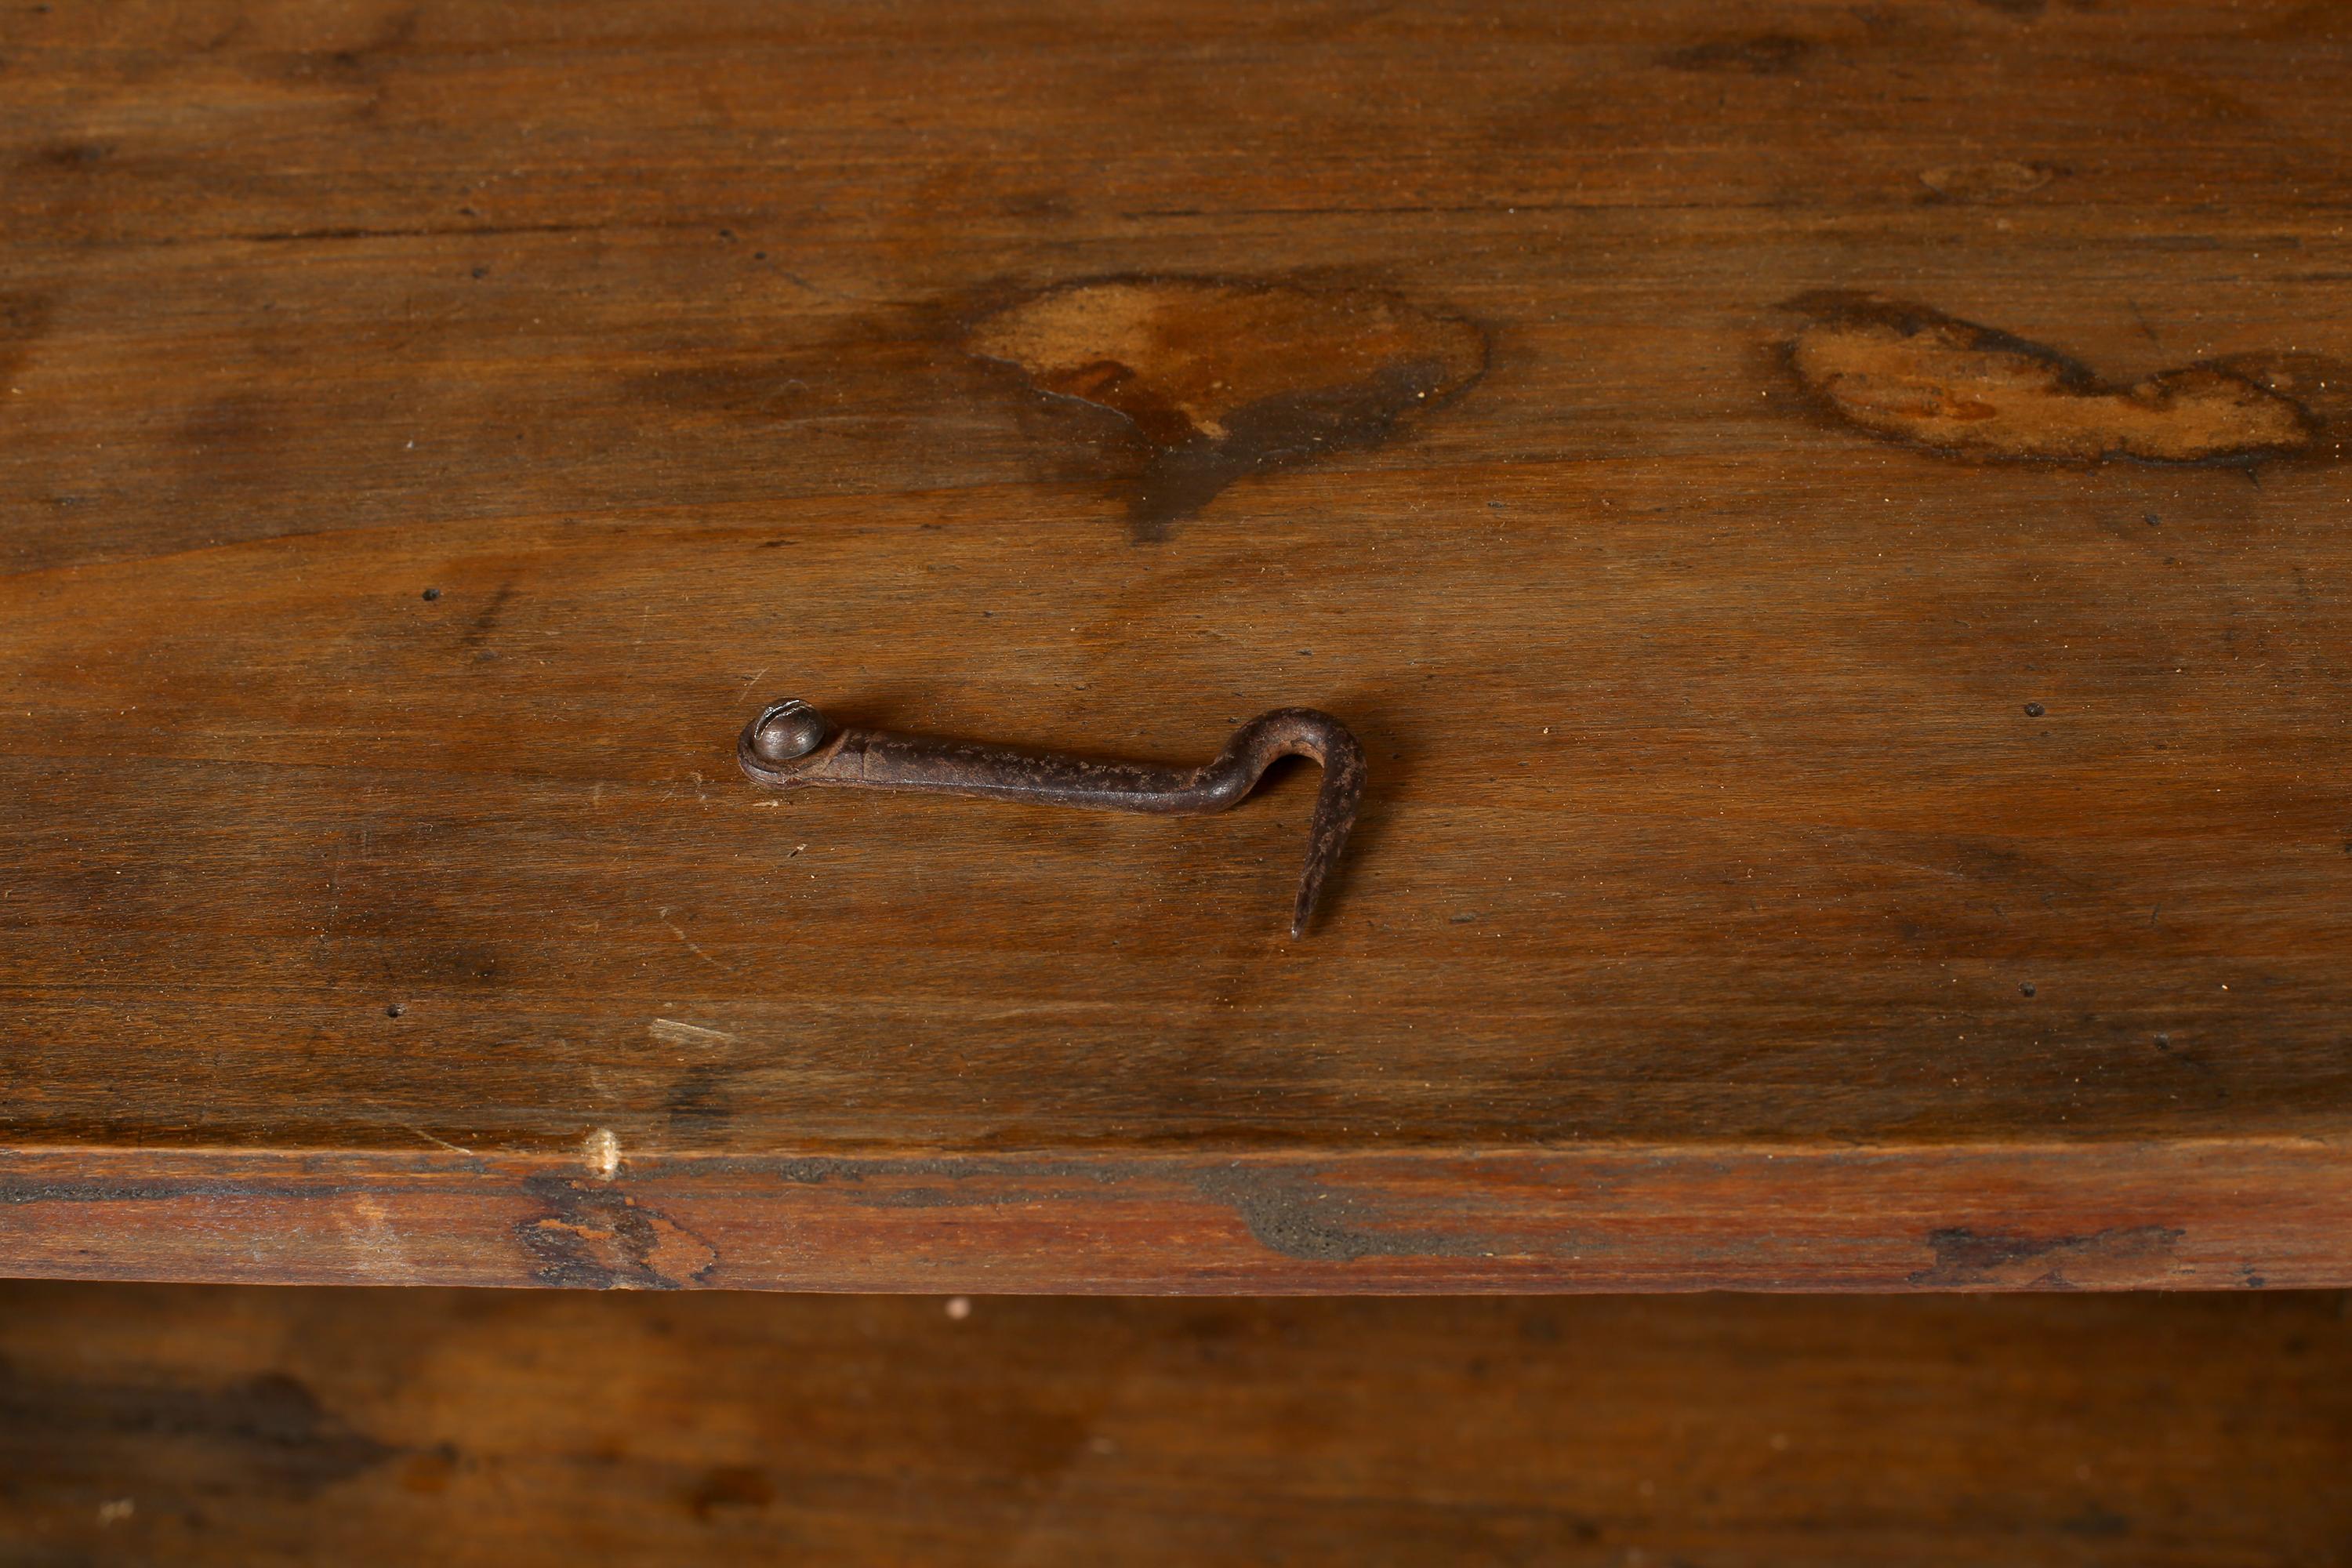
<box><xmin>944</xmin><ymin>1295</ymin><xmax>971</xmax><ymax>1320</ymax></box>
<box><xmin>422</xmin><ymin>587</ymin><xmax>441</xmax><ymax>601</ymax></box>
<box><xmin>1450</xmin><ymin>913</ymin><xmax>1480</xmax><ymax>924</ymax></box>
<box><xmin>718</xmin><ymin>228</ymin><xmax>735</xmax><ymax>241</ymax></box>
<box><xmin>2023</xmin><ymin>702</ymin><xmax>2046</xmax><ymax>717</ymax></box>
<box><xmin>2020</xmin><ymin>982</ymin><xmax>2037</xmax><ymax>997</ymax></box>
<box><xmin>470</xmin><ymin>265</ymin><xmax>488</xmax><ymax>279</ymax></box>
<box><xmin>386</xmin><ymin>1003</ymin><xmax>405</xmax><ymax>1018</ymax></box>
<box><xmin>753</xmin><ymin>250</ymin><xmax>767</xmax><ymax>260</ymax></box>
<box><xmin>2154</xmin><ymin>1033</ymin><xmax>2171</xmax><ymax>1050</ymax></box>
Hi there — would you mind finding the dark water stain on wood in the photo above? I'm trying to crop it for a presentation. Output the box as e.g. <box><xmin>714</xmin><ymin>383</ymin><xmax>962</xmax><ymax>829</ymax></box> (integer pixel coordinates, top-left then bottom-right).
<box><xmin>1781</xmin><ymin>290</ymin><xmax>2341</xmax><ymax>465</ymax></box>
<box><xmin>516</xmin><ymin>1177</ymin><xmax>718</xmax><ymax>1288</ymax></box>
<box><xmin>0</xmin><ymin>1363</ymin><xmax>392</xmax><ymax>1498</ymax></box>
<box><xmin>687</xmin><ymin>1464</ymin><xmax>775</xmax><ymax>1520</ymax></box>
<box><xmin>1909</xmin><ymin>1224</ymin><xmax>2185</xmax><ymax>1287</ymax></box>
<box><xmin>968</xmin><ymin>278</ymin><xmax>1486</xmax><ymax>540</ymax></box>
<box><xmin>268</xmin><ymin>4</ymin><xmax>421</xmax><ymax>86</ymax></box>
<box><xmin>20</xmin><ymin>141</ymin><xmax>111</xmax><ymax>172</ymax></box>
<box><xmin>1660</xmin><ymin>33</ymin><xmax>1817</xmax><ymax>74</ymax></box>
<box><xmin>664</xmin><ymin>1063</ymin><xmax>735</xmax><ymax>1134</ymax></box>
<box><xmin>454</xmin><ymin>579</ymin><xmax>517</xmax><ymax>653</ymax></box>
<box><xmin>1194</xmin><ymin>1165</ymin><xmax>1485</xmax><ymax>1263</ymax></box>
<box><xmin>0</xmin><ymin>292</ymin><xmax>55</xmax><ymax>392</ymax></box>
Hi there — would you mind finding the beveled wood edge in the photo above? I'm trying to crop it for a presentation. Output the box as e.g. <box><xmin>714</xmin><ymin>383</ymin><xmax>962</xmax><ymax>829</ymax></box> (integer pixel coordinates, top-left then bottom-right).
<box><xmin>2</xmin><ymin>1136</ymin><xmax>2343</xmax><ymax>1293</ymax></box>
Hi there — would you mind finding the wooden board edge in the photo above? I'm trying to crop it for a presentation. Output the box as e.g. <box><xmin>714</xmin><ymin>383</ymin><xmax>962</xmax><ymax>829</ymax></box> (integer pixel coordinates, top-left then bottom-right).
<box><xmin>2</xmin><ymin>1137</ymin><xmax>2343</xmax><ymax>1292</ymax></box>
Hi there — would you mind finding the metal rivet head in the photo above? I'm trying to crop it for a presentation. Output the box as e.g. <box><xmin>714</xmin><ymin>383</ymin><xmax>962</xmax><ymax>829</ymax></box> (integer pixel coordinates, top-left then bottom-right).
<box><xmin>750</xmin><ymin>699</ymin><xmax>829</xmax><ymax>763</ymax></box>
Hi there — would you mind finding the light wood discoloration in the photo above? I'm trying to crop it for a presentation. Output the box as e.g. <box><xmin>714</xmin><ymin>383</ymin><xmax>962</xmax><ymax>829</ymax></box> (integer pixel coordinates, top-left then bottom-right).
<box><xmin>1784</xmin><ymin>291</ymin><xmax>2329</xmax><ymax>463</ymax></box>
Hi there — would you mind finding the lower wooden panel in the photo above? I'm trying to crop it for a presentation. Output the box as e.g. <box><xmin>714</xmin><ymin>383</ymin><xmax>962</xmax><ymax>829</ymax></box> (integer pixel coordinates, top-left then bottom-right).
<box><xmin>0</xmin><ymin>1283</ymin><xmax>2344</xmax><ymax>1566</ymax></box>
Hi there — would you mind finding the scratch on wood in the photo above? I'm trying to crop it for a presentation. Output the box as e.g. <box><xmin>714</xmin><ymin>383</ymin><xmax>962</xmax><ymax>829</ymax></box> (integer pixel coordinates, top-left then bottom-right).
<box><xmin>405</xmin><ymin>1126</ymin><xmax>471</xmax><ymax>1155</ymax></box>
<box><xmin>648</xmin><ymin>1018</ymin><xmax>739</xmax><ymax>1048</ymax></box>
<box><xmin>655</xmin><ymin>907</ymin><xmax>728</xmax><ymax>971</ymax></box>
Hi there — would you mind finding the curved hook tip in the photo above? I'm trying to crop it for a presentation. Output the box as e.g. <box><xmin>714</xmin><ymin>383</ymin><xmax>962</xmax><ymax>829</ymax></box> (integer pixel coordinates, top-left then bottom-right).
<box><xmin>1265</xmin><ymin>709</ymin><xmax>1365</xmax><ymax>938</ymax></box>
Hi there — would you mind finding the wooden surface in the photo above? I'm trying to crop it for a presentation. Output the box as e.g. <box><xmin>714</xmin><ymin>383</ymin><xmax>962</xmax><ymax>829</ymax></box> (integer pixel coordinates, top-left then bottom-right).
<box><xmin>4</xmin><ymin>0</ymin><xmax>2352</xmax><ymax>1288</ymax></box>
<box><xmin>2</xmin><ymin>1284</ymin><xmax>2347</xmax><ymax>1567</ymax></box>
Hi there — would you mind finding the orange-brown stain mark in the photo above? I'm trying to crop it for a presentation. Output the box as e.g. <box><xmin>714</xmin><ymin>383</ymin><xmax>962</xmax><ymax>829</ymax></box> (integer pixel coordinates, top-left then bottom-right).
<box><xmin>1909</xmin><ymin>1224</ymin><xmax>2184</xmax><ymax>1288</ymax></box>
<box><xmin>968</xmin><ymin>278</ymin><xmax>1485</xmax><ymax>540</ymax></box>
<box><xmin>1918</xmin><ymin>160</ymin><xmax>2056</xmax><ymax>202</ymax></box>
<box><xmin>1782</xmin><ymin>291</ymin><xmax>2337</xmax><ymax>465</ymax></box>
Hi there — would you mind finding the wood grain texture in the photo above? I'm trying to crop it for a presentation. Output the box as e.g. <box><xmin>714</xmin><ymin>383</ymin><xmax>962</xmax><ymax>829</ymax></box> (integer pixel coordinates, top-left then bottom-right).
<box><xmin>2</xmin><ymin>0</ymin><xmax>2350</xmax><ymax>1288</ymax></box>
<box><xmin>2</xmin><ymin>1283</ymin><xmax>2348</xmax><ymax>1566</ymax></box>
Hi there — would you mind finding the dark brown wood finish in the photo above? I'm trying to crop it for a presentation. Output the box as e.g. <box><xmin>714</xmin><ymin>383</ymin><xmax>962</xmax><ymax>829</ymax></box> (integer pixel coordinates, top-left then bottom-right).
<box><xmin>3</xmin><ymin>1283</ymin><xmax>2348</xmax><ymax>1566</ymax></box>
<box><xmin>3</xmin><ymin>0</ymin><xmax>2350</xmax><ymax>1288</ymax></box>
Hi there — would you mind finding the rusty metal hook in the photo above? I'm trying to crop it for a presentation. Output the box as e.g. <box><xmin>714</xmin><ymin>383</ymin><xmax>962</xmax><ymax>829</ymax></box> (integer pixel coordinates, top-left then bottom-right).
<box><xmin>738</xmin><ymin>700</ymin><xmax>1366</xmax><ymax>937</ymax></box>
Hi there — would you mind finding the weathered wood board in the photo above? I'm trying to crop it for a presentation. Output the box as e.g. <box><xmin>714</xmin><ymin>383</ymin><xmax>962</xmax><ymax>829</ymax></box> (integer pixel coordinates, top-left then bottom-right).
<box><xmin>3</xmin><ymin>1283</ymin><xmax>2348</xmax><ymax>1565</ymax></box>
<box><xmin>2</xmin><ymin>0</ymin><xmax>2350</xmax><ymax>1287</ymax></box>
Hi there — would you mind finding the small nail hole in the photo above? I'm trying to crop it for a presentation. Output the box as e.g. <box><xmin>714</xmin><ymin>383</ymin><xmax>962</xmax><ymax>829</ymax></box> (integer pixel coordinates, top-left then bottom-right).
<box><xmin>422</xmin><ymin>587</ymin><xmax>441</xmax><ymax>601</ymax></box>
<box><xmin>386</xmin><ymin>1003</ymin><xmax>405</xmax><ymax>1018</ymax></box>
<box><xmin>2020</xmin><ymin>982</ymin><xmax>2037</xmax><ymax>997</ymax></box>
<box><xmin>2023</xmin><ymin>702</ymin><xmax>2045</xmax><ymax>717</ymax></box>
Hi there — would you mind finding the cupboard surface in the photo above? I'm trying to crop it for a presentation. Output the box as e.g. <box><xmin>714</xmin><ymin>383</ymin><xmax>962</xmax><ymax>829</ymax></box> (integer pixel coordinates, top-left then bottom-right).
<box><xmin>2</xmin><ymin>0</ymin><xmax>2350</xmax><ymax>1288</ymax></box>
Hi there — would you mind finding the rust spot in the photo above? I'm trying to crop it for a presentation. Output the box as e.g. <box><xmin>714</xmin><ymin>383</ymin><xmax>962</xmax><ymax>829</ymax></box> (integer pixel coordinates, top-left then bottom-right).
<box><xmin>1782</xmin><ymin>291</ymin><xmax>2324</xmax><ymax>464</ymax></box>
<box><xmin>1909</xmin><ymin>1224</ymin><xmax>2184</xmax><ymax>1287</ymax></box>
<box><xmin>968</xmin><ymin>278</ymin><xmax>1484</xmax><ymax>539</ymax></box>
<box><xmin>1660</xmin><ymin>33</ymin><xmax>1817</xmax><ymax>74</ymax></box>
<box><xmin>1918</xmin><ymin>159</ymin><xmax>2057</xmax><ymax>202</ymax></box>
<box><xmin>517</xmin><ymin>1177</ymin><xmax>718</xmax><ymax>1289</ymax></box>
